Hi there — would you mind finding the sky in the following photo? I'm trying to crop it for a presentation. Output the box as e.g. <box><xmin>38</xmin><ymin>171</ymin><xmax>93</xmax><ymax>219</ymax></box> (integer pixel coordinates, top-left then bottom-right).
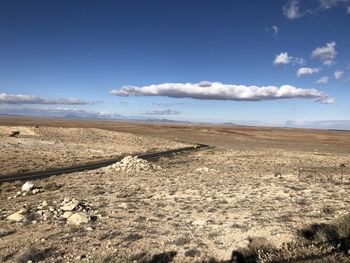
<box><xmin>0</xmin><ymin>0</ymin><xmax>350</xmax><ymax>129</ymax></box>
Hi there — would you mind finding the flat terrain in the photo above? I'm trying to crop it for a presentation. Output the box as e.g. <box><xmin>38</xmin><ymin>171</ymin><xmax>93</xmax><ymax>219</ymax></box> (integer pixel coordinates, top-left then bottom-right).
<box><xmin>0</xmin><ymin>116</ymin><xmax>349</xmax><ymax>262</ymax></box>
<box><xmin>1</xmin><ymin>115</ymin><xmax>350</xmax><ymax>154</ymax></box>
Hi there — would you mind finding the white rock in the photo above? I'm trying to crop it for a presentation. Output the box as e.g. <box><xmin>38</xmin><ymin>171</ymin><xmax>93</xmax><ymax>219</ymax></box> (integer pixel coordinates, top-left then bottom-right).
<box><xmin>60</xmin><ymin>198</ymin><xmax>79</xmax><ymax>211</ymax></box>
<box><xmin>67</xmin><ymin>212</ymin><xmax>89</xmax><ymax>225</ymax></box>
<box><xmin>21</xmin><ymin>181</ymin><xmax>35</xmax><ymax>192</ymax></box>
<box><xmin>6</xmin><ymin>212</ymin><xmax>25</xmax><ymax>222</ymax></box>
<box><xmin>32</xmin><ymin>189</ymin><xmax>40</xmax><ymax>194</ymax></box>
<box><xmin>118</xmin><ymin>203</ymin><xmax>129</xmax><ymax>209</ymax></box>
<box><xmin>192</xmin><ymin>219</ymin><xmax>207</xmax><ymax>226</ymax></box>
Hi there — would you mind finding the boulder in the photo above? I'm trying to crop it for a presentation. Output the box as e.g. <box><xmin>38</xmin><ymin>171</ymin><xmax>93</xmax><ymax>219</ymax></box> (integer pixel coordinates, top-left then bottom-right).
<box><xmin>67</xmin><ymin>212</ymin><xmax>89</xmax><ymax>225</ymax></box>
<box><xmin>6</xmin><ymin>211</ymin><xmax>26</xmax><ymax>222</ymax></box>
<box><xmin>22</xmin><ymin>181</ymin><xmax>35</xmax><ymax>192</ymax></box>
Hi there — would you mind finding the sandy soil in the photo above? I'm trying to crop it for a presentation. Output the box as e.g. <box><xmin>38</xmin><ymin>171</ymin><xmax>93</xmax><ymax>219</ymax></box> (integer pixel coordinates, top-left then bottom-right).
<box><xmin>1</xmin><ymin>136</ymin><xmax>350</xmax><ymax>262</ymax></box>
<box><xmin>0</xmin><ymin>126</ymin><xmax>189</xmax><ymax>176</ymax></box>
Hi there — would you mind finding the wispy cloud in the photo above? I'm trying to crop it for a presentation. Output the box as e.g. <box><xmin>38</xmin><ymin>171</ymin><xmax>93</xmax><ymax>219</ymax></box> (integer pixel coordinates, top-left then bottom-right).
<box><xmin>110</xmin><ymin>81</ymin><xmax>334</xmax><ymax>104</ymax></box>
<box><xmin>315</xmin><ymin>96</ymin><xmax>336</xmax><ymax>104</ymax></box>
<box><xmin>334</xmin><ymin>69</ymin><xmax>344</xmax><ymax>79</ymax></box>
<box><xmin>316</xmin><ymin>76</ymin><xmax>329</xmax><ymax>84</ymax></box>
<box><xmin>0</xmin><ymin>93</ymin><xmax>89</xmax><ymax>105</ymax></box>
<box><xmin>140</xmin><ymin>109</ymin><xmax>180</xmax><ymax>116</ymax></box>
<box><xmin>319</xmin><ymin>0</ymin><xmax>344</xmax><ymax>9</ymax></box>
<box><xmin>283</xmin><ymin>0</ymin><xmax>350</xmax><ymax>19</ymax></box>
<box><xmin>323</xmin><ymin>60</ymin><xmax>335</xmax><ymax>66</ymax></box>
<box><xmin>297</xmin><ymin>67</ymin><xmax>320</xmax><ymax>77</ymax></box>
<box><xmin>283</xmin><ymin>0</ymin><xmax>302</xmax><ymax>19</ymax></box>
<box><xmin>0</xmin><ymin>107</ymin><xmax>122</xmax><ymax>119</ymax></box>
<box><xmin>285</xmin><ymin>119</ymin><xmax>350</xmax><ymax>130</ymax></box>
<box><xmin>311</xmin><ymin>41</ymin><xmax>337</xmax><ymax>62</ymax></box>
<box><xmin>272</xmin><ymin>25</ymin><xmax>279</xmax><ymax>35</ymax></box>
<box><xmin>273</xmin><ymin>52</ymin><xmax>304</xmax><ymax>66</ymax></box>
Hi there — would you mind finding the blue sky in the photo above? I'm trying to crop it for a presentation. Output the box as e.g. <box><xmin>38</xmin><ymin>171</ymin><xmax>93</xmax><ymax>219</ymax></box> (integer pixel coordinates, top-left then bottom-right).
<box><xmin>0</xmin><ymin>0</ymin><xmax>349</xmax><ymax>128</ymax></box>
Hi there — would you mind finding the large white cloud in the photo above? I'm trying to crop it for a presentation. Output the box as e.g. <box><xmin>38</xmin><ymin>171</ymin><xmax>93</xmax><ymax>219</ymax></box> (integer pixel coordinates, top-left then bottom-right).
<box><xmin>297</xmin><ymin>67</ymin><xmax>320</xmax><ymax>77</ymax></box>
<box><xmin>110</xmin><ymin>81</ymin><xmax>334</xmax><ymax>104</ymax></box>
<box><xmin>0</xmin><ymin>93</ymin><xmax>89</xmax><ymax>105</ymax></box>
<box><xmin>283</xmin><ymin>0</ymin><xmax>302</xmax><ymax>19</ymax></box>
<box><xmin>311</xmin><ymin>41</ymin><xmax>337</xmax><ymax>61</ymax></box>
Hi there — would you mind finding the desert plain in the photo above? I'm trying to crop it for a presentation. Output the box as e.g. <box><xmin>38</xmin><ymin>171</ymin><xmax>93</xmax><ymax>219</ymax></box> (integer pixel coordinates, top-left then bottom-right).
<box><xmin>0</xmin><ymin>116</ymin><xmax>350</xmax><ymax>262</ymax></box>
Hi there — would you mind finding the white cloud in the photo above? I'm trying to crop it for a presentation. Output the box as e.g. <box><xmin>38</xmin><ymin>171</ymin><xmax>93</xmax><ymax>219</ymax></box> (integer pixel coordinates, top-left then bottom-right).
<box><xmin>110</xmin><ymin>81</ymin><xmax>333</xmax><ymax>104</ymax></box>
<box><xmin>323</xmin><ymin>59</ymin><xmax>335</xmax><ymax>66</ymax></box>
<box><xmin>319</xmin><ymin>0</ymin><xmax>342</xmax><ymax>9</ymax></box>
<box><xmin>285</xmin><ymin>120</ymin><xmax>350</xmax><ymax>129</ymax></box>
<box><xmin>334</xmin><ymin>69</ymin><xmax>344</xmax><ymax>79</ymax></box>
<box><xmin>348</xmin><ymin>5</ymin><xmax>350</xmax><ymax>13</ymax></box>
<box><xmin>273</xmin><ymin>52</ymin><xmax>304</xmax><ymax>66</ymax></box>
<box><xmin>283</xmin><ymin>0</ymin><xmax>302</xmax><ymax>19</ymax></box>
<box><xmin>0</xmin><ymin>107</ymin><xmax>122</xmax><ymax>119</ymax></box>
<box><xmin>311</xmin><ymin>41</ymin><xmax>337</xmax><ymax>61</ymax></box>
<box><xmin>297</xmin><ymin>67</ymin><xmax>320</xmax><ymax>77</ymax></box>
<box><xmin>140</xmin><ymin>109</ymin><xmax>180</xmax><ymax>116</ymax></box>
<box><xmin>273</xmin><ymin>52</ymin><xmax>292</xmax><ymax>65</ymax></box>
<box><xmin>283</xmin><ymin>0</ymin><xmax>350</xmax><ymax>19</ymax></box>
<box><xmin>316</xmin><ymin>76</ymin><xmax>329</xmax><ymax>84</ymax></box>
<box><xmin>272</xmin><ymin>25</ymin><xmax>279</xmax><ymax>35</ymax></box>
<box><xmin>0</xmin><ymin>93</ymin><xmax>89</xmax><ymax>105</ymax></box>
<box><xmin>315</xmin><ymin>96</ymin><xmax>336</xmax><ymax>104</ymax></box>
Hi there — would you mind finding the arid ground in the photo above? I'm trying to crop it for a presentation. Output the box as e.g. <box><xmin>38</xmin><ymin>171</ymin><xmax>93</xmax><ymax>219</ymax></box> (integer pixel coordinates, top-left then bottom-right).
<box><xmin>0</xmin><ymin>116</ymin><xmax>349</xmax><ymax>262</ymax></box>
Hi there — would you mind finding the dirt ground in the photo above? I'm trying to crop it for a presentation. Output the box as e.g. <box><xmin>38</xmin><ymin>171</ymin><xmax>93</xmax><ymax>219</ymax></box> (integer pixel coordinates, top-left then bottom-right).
<box><xmin>0</xmin><ymin>125</ymin><xmax>189</xmax><ymax>176</ymax></box>
<box><xmin>0</xmin><ymin>117</ymin><xmax>349</xmax><ymax>262</ymax></box>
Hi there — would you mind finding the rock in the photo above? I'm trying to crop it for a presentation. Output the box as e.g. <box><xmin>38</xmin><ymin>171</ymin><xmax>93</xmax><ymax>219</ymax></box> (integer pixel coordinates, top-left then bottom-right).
<box><xmin>195</xmin><ymin>167</ymin><xmax>216</xmax><ymax>173</ymax></box>
<box><xmin>0</xmin><ymin>228</ymin><xmax>15</xmax><ymax>237</ymax></box>
<box><xmin>10</xmin><ymin>130</ymin><xmax>20</xmax><ymax>137</ymax></box>
<box><xmin>22</xmin><ymin>181</ymin><xmax>35</xmax><ymax>192</ymax></box>
<box><xmin>32</xmin><ymin>189</ymin><xmax>40</xmax><ymax>194</ymax></box>
<box><xmin>43</xmin><ymin>182</ymin><xmax>60</xmax><ymax>191</ymax></box>
<box><xmin>6</xmin><ymin>211</ymin><xmax>26</xmax><ymax>222</ymax></box>
<box><xmin>60</xmin><ymin>198</ymin><xmax>79</xmax><ymax>211</ymax></box>
<box><xmin>62</xmin><ymin>211</ymin><xmax>73</xmax><ymax>219</ymax></box>
<box><xmin>67</xmin><ymin>212</ymin><xmax>89</xmax><ymax>225</ymax></box>
<box><xmin>118</xmin><ymin>203</ymin><xmax>129</xmax><ymax>209</ymax></box>
<box><xmin>42</xmin><ymin>210</ymin><xmax>53</xmax><ymax>220</ymax></box>
<box><xmin>106</xmin><ymin>156</ymin><xmax>160</xmax><ymax>173</ymax></box>
<box><xmin>192</xmin><ymin>219</ymin><xmax>207</xmax><ymax>226</ymax></box>
<box><xmin>37</xmin><ymin>201</ymin><xmax>48</xmax><ymax>210</ymax></box>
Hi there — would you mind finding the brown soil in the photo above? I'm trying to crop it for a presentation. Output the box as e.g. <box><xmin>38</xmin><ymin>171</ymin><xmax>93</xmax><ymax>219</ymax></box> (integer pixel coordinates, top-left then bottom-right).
<box><xmin>0</xmin><ymin>116</ymin><xmax>349</xmax><ymax>262</ymax></box>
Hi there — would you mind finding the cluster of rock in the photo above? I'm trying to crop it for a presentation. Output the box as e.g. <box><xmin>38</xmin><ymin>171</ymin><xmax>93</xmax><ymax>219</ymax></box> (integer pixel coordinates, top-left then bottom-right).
<box><xmin>105</xmin><ymin>156</ymin><xmax>160</xmax><ymax>173</ymax></box>
<box><xmin>195</xmin><ymin>167</ymin><xmax>217</xmax><ymax>173</ymax></box>
<box><xmin>8</xmin><ymin>181</ymin><xmax>42</xmax><ymax>199</ymax></box>
<box><xmin>5</xmin><ymin>197</ymin><xmax>96</xmax><ymax>226</ymax></box>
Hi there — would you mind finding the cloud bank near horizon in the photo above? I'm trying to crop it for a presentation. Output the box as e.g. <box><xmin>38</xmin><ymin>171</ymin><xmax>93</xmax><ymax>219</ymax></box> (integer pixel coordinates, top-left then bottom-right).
<box><xmin>0</xmin><ymin>107</ymin><xmax>121</xmax><ymax>119</ymax></box>
<box><xmin>110</xmin><ymin>81</ymin><xmax>335</xmax><ymax>104</ymax></box>
<box><xmin>140</xmin><ymin>109</ymin><xmax>180</xmax><ymax>116</ymax></box>
<box><xmin>0</xmin><ymin>93</ymin><xmax>89</xmax><ymax>105</ymax></box>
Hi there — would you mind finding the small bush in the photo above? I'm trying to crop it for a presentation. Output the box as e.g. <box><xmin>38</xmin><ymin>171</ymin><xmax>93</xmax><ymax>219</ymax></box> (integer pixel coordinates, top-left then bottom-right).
<box><xmin>16</xmin><ymin>247</ymin><xmax>53</xmax><ymax>263</ymax></box>
<box><xmin>43</xmin><ymin>182</ymin><xmax>60</xmax><ymax>191</ymax></box>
